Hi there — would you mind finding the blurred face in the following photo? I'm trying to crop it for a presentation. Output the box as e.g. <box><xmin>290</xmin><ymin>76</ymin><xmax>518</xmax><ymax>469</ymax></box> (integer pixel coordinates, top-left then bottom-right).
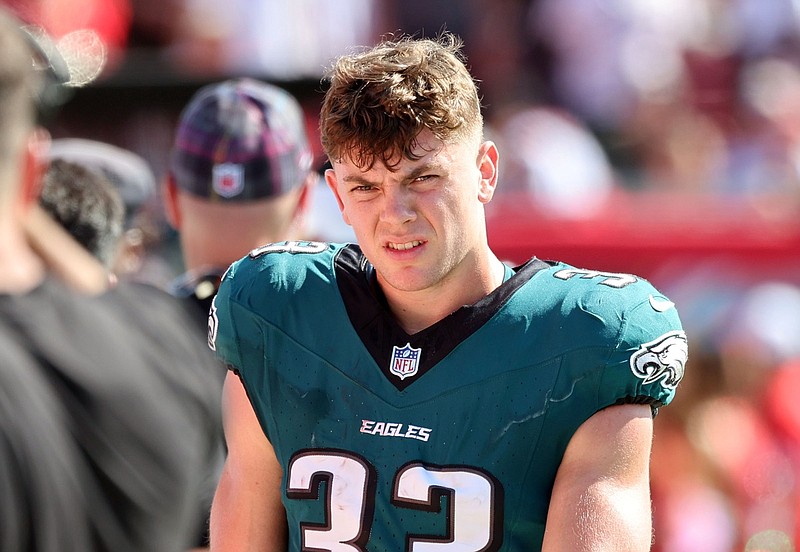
<box><xmin>326</xmin><ymin>130</ymin><xmax>498</xmax><ymax>296</ymax></box>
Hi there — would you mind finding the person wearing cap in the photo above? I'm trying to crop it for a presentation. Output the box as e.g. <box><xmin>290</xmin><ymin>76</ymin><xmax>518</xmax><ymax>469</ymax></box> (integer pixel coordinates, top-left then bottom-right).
<box><xmin>47</xmin><ymin>137</ymin><xmax>160</xmax><ymax>281</ymax></box>
<box><xmin>164</xmin><ymin>77</ymin><xmax>316</xmax><ymax>325</ymax></box>
<box><xmin>164</xmin><ymin>77</ymin><xmax>317</xmax><ymax>550</ymax></box>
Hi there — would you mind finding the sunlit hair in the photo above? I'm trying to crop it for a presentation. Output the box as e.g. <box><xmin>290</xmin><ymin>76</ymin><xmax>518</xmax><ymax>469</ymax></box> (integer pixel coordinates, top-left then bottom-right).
<box><xmin>320</xmin><ymin>33</ymin><xmax>483</xmax><ymax>170</ymax></box>
<box><xmin>40</xmin><ymin>158</ymin><xmax>125</xmax><ymax>268</ymax></box>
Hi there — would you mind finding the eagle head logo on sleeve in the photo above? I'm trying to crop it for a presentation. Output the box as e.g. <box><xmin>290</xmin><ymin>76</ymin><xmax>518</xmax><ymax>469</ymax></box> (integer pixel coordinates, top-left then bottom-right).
<box><xmin>629</xmin><ymin>331</ymin><xmax>688</xmax><ymax>390</ymax></box>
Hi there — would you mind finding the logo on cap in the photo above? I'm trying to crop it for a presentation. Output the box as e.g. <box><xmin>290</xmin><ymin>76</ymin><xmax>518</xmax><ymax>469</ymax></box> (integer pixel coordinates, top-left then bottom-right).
<box><xmin>212</xmin><ymin>163</ymin><xmax>244</xmax><ymax>198</ymax></box>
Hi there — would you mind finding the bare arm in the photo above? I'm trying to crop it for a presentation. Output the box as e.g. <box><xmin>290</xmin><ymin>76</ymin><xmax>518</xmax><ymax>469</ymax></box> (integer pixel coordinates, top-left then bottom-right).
<box><xmin>209</xmin><ymin>371</ymin><xmax>287</xmax><ymax>551</ymax></box>
<box><xmin>542</xmin><ymin>403</ymin><xmax>654</xmax><ymax>552</ymax></box>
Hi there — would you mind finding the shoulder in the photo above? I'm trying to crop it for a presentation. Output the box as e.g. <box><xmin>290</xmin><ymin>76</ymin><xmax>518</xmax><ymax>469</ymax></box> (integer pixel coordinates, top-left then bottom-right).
<box><xmin>513</xmin><ymin>261</ymin><xmax>681</xmax><ymax>334</ymax></box>
<box><xmin>519</xmin><ymin>261</ymin><xmax>687</xmax><ymax>404</ymax></box>
<box><xmin>542</xmin><ymin>262</ymin><xmax>662</xmax><ymax>308</ymax></box>
<box><xmin>218</xmin><ymin>241</ymin><xmax>346</xmax><ymax>301</ymax></box>
<box><xmin>214</xmin><ymin>241</ymin><xmax>347</xmax><ymax>331</ymax></box>
<box><xmin>100</xmin><ymin>282</ymin><xmax>225</xmax><ymax>394</ymax></box>
<box><xmin>210</xmin><ymin>241</ymin><xmax>352</xmax><ymax>359</ymax></box>
<box><xmin>546</xmin><ymin>260</ymin><xmax>684</xmax><ymax>335</ymax></box>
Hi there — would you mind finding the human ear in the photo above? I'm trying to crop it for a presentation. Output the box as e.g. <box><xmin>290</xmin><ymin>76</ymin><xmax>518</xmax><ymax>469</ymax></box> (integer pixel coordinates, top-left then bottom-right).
<box><xmin>324</xmin><ymin>168</ymin><xmax>351</xmax><ymax>226</ymax></box>
<box><xmin>162</xmin><ymin>174</ymin><xmax>181</xmax><ymax>230</ymax></box>
<box><xmin>477</xmin><ymin>141</ymin><xmax>499</xmax><ymax>204</ymax></box>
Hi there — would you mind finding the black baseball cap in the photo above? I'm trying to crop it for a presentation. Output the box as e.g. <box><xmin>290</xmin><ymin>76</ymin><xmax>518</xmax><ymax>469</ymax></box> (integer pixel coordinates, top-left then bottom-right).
<box><xmin>169</xmin><ymin>78</ymin><xmax>313</xmax><ymax>202</ymax></box>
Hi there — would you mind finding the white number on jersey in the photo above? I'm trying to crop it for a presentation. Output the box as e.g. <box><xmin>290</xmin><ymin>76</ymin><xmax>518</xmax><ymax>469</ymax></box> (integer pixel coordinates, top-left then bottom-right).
<box><xmin>287</xmin><ymin>450</ymin><xmax>501</xmax><ymax>551</ymax></box>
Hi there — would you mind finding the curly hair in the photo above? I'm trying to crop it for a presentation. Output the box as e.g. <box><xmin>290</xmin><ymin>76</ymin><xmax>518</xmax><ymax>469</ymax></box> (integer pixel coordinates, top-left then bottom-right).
<box><xmin>320</xmin><ymin>33</ymin><xmax>483</xmax><ymax>170</ymax></box>
<box><xmin>39</xmin><ymin>158</ymin><xmax>125</xmax><ymax>268</ymax></box>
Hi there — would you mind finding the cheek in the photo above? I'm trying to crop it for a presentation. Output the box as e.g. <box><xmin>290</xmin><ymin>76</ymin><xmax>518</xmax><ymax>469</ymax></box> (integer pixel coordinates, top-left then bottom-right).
<box><xmin>340</xmin><ymin>203</ymin><xmax>374</xmax><ymax>235</ymax></box>
<box><xmin>440</xmin><ymin>192</ymin><xmax>483</xmax><ymax>243</ymax></box>
<box><xmin>440</xmin><ymin>188</ymin><xmax>476</xmax><ymax>222</ymax></box>
<box><xmin>337</xmin><ymin>194</ymin><xmax>371</xmax><ymax>228</ymax></box>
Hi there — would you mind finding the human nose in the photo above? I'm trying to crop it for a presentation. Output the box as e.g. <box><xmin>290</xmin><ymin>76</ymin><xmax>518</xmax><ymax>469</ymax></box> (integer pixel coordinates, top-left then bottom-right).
<box><xmin>380</xmin><ymin>187</ymin><xmax>416</xmax><ymax>225</ymax></box>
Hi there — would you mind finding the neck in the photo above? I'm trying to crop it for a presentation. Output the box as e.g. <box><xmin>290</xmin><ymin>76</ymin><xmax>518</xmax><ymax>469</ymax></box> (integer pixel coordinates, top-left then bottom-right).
<box><xmin>0</xmin><ymin>228</ymin><xmax>46</xmax><ymax>294</ymax></box>
<box><xmin>382</xmin><ymin>253</ymin><xmax>506</xmax><ymax>335</ymax></box>
<box><xmin>180</xmin><ymin>224</ymin><xmax>295</xmax><ymax>273</ymax></box>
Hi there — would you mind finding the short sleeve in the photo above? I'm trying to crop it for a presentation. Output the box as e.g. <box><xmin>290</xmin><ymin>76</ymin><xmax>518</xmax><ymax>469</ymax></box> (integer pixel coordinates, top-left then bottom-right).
<box><xmin>600</xmin><ymin>292</ymin><xmax>687</xmax><ymax>410</ymax></box>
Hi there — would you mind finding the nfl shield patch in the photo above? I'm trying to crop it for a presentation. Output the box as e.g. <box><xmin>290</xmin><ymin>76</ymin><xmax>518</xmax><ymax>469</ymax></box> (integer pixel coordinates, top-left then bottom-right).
<box><xmin>212</xmin><ymin>163</ymin><xmax>244</xmax><ymax>198</ymax></box>
<box><xmin>389</xmin><ymin>343</ymin><xmax>422</xmax><ymax>380</ymax></box>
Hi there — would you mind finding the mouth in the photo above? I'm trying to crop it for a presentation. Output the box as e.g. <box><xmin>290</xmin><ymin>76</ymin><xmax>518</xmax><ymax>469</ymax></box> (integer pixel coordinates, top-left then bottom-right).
<box><xmin>386</xmin><ymin>240</ymin><xmax>424</xmax><ymax>251</ymax></box>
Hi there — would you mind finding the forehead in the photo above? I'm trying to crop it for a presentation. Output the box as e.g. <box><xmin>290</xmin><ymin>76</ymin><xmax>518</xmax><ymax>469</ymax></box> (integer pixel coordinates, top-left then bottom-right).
<box><xmin>335</xmin><ymin>130</ymin><xmax>469</xmax><ymax>178</ymax></box>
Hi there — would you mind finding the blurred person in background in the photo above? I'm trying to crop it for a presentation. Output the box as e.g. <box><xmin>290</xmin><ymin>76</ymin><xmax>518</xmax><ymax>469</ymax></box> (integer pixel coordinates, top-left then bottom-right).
<box><xmin>38</xmin><ymin>157</ymin><xmax>125</xmax><ymax>284</ymax></box>
<box><xmin>46</xmin><ymin>137</ymin><xmax>160</xmax><ymax>281</ymax></box>
<box><xmin>525</xmin><ymin>0</ymin><xmax>800</xmax><ymax>198</ymax></box>
<box><xmin>488</xmin><ymin>104</ymin><xmax>616</xmax><ymax>219</ymax></box>
<box><xmin>164</xmin><ymin>77</ymin><xmax>317</xmax><ymax>327</ymax></box>
<box><xmin>163</xmin><ymin>77</ymin><xmax>317</xmax><ymax>549</ymax></box>
<box><xmin>188</xmin><ymin>0</ymin><xmax>381</xmax><ymax>79</ymax></box>
<box><xmin>647</xmin><ymin>278</ymin><xmax>800</xmax><ymax>551</ymax></box>
<box><xmin>0</xmin><ymin>7</ymin><xmax>223</xmax><ymax>551</ymax></box>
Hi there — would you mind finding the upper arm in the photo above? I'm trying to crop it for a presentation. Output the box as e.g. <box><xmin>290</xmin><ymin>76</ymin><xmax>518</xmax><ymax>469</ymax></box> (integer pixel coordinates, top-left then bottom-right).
<box><xmin>209</xmin><ymin>371</ymin><xmax>287</xmax><ymax>551</ymax></box>
<box><xmin>542</xmin><ymin>403</ymin><xmax>654</xmax><ymax>552</ymax></box>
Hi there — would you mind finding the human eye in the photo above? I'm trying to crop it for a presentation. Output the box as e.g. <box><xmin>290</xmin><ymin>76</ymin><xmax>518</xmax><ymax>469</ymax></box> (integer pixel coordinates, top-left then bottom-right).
<box><xmin>407</xmin><ymin>163</ymin><xmax>443</xmax><ymax>186</ymax></box>
<box><xmin>409</xmin><ymin>173</ymin><xmax>442</xmax><ymax>190</ymax></box>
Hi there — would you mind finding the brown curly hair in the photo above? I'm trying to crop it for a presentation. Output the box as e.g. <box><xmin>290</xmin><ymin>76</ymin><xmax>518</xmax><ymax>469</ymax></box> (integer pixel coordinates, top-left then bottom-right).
<box><xmin>320</xmin><ymin>33</ymin><xmax>483</xmax><ymax>170</ymax></box>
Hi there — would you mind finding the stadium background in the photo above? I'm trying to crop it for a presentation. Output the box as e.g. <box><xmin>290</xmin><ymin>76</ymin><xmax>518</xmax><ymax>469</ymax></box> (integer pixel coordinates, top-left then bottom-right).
<box><xmin>7</xmin><ymin>1</ymin><xmax>800</xmax><ymax>550</ymax></box>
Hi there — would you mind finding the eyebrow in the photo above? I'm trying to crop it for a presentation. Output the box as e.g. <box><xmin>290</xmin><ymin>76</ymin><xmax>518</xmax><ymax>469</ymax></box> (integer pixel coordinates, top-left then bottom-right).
<box><xmin>341</xmin><ymin>173</ymin><xmax>375</xmax><ymax>186</ymax></box>
<box><xmin>405</xmin><ymin>163</ymin><xmax>440</xmax><ymax>181</ymax></box>
<box><xmin>340</xmin><ymin>160</ymin><xmax>445</xmax><ymax>186</ymax></box>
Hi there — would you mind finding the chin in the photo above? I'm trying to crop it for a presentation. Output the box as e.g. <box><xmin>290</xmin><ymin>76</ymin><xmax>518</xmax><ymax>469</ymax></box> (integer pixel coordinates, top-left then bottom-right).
<box><xmin>379</xmin><ymin>269</ymin><xmax>437</xmax><ymax>293</ymax></box>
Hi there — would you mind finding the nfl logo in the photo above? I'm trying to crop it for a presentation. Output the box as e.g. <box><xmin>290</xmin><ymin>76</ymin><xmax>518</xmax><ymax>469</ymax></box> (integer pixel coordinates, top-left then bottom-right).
<box><xmin>389</xmin><ymin>343</ymin><xmax>422</xmax><ymax>380</ymax></box>
<box><xmin>212</xmin><ymin>163</ymin><xmax>244</xmax><ymax>198</ymax></box>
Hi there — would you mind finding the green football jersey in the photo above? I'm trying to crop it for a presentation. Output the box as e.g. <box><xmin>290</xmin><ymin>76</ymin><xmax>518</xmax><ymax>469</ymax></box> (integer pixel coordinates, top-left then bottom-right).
<box><xmin>209</xmin><ymin>242</ymin><xmax>687</xmax><ymax>551</ymax></box>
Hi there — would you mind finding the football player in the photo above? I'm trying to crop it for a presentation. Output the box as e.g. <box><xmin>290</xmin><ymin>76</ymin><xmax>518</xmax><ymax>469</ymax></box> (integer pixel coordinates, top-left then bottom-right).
<box><xmin>208</xmin><ymin>33</ymin><xmax>687</xmax><ymax>551</ymax></box>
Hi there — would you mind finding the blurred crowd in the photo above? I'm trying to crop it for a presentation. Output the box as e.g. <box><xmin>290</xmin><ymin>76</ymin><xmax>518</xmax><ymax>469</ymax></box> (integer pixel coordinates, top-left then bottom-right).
<box><xmin>12</xmin><ymin>0</ymin><xmax>800</xmax><ymax>198</ymax></box>
<box><xmin>5</xmin><ymin>0</ymin><xmax>800</xmax><ymax>550</ymax></box>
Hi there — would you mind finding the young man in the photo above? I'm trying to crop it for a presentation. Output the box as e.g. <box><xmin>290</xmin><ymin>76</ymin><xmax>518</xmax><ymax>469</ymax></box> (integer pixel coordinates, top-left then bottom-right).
<box><xmin>209</xmin><ymin>34</ymin><xmax>687</xmax><ymax>551</ymax></box>
<box><xmin>0</xmin><ymin>8</ymin><xmax>223</xmax><ymax>550</ymax></box>
<box><xmin>164</xmin><ymin>78</ymin><xmax>316</xmax><ymax>326</ymax></box>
